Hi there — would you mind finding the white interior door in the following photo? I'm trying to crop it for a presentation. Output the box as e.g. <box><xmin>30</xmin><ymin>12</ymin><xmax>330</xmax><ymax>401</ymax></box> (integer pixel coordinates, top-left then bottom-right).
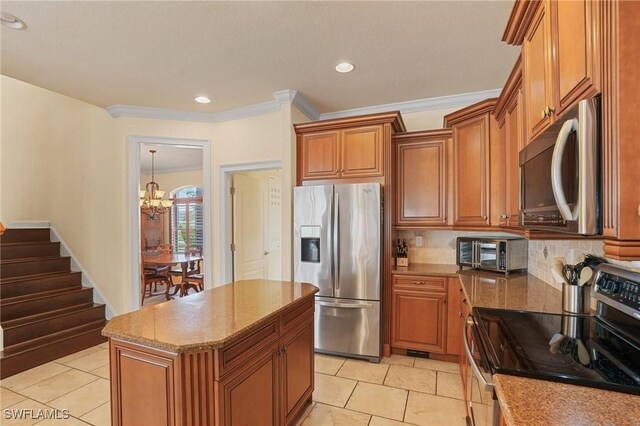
<box><xmin>233</xmin><ymin>173</ymin><xmax>269</xmax><ymax>280</ymax></box>
<box><xmin>266</xmin><ymin>175</ymin><xmax>282</xmax><ymax>280</ymax></box>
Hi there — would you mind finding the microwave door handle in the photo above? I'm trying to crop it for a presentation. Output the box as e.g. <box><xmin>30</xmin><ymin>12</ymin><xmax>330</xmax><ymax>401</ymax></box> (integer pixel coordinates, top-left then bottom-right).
<box><xmin>551</xmin><ymin>118</ymin><xmax>579</xmax><ymax>221</ymax></box>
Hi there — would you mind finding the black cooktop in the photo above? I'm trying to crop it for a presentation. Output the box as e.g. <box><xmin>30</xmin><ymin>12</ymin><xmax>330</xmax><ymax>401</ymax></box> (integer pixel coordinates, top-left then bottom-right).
<box><xmin>473</xmin><ymin>307</ymin><xmax>640</xmax><ymax>395</ymax></box>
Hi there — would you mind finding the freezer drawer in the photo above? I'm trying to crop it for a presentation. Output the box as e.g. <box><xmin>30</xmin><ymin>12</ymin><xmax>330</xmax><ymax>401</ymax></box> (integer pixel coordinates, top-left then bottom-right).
<box><xmin>314</xmin><ymin>297</ymin><xmax>381</xmax><ymax>360</ymax></box>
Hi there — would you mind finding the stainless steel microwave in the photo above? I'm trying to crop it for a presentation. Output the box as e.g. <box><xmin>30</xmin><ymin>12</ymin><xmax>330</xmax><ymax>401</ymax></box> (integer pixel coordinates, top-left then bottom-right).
<box><xmin>519</xmin><ymin>97</ymin><xmax>601</xmax><ymax>235</ymax></box>
<box><xmin>456</xmin><ymin>237</ymin><xmax>528</xmax><ymax>274</ymax></box>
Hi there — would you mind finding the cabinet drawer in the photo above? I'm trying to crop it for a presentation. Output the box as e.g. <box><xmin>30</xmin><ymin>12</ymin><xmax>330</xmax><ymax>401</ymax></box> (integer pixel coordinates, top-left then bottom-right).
<box><xmin>214</xmin><ymin>318</ymin><xmax>279</xmax><ymax>380</ymax></box>
<box><xmin>393</xmin><ymin>275</ymin><xmax>446</xmax><ymax>292</ymax></box>
<box><xmin>281</xmin><ymin>298</ymin><xmax>314</xmax><ymax>335</ymax></box>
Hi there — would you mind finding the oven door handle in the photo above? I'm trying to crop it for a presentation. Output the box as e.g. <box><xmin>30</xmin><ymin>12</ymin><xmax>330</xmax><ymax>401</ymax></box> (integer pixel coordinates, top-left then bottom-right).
<box><xmin>463</xmin><ymin>316</ymin><xmax>494</xmax><ymax>392</ymax></box>
<box><xmin>551</xmin><ymin>118</ymin><xmax>579</xmax><ymax>221</ymax></box>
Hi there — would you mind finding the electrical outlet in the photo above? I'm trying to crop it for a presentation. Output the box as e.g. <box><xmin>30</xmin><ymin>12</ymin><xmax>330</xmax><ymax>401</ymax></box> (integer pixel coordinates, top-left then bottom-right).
<box><xmin>415</xmin><ymin>236</ymin><xmax>423</xmax><ymax>247</ymax></box>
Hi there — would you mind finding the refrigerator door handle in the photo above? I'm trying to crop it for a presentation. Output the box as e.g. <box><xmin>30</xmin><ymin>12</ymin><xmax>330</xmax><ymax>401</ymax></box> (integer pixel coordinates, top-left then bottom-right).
<box><xmin>317</xmin><ymin>301</ymin><xmax>374</xmax><ymax>309</ymax></box>
<box><xmin>333</xmin><ymin>191</ymin><xmax>340</xmax><ymax>292</ymax></box>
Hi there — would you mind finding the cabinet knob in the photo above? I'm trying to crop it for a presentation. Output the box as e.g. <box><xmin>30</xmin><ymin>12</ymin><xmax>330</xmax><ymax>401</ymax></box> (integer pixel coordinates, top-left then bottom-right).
<box><xmin>541</xmin><ymin>109</ymin><xmax>547</xmax><ymax>119</ymax></box>
<box><xmin>548</xmin><ymin>106</ymin><xmax>556</xmax><ymax>115</ymax></box>
<box><xmin>482</xmin><ymin>215</ymin><xmax>488</xmax><ymax>220</ymax></box>
<box><xmin>500</xmin><ymin>214</ymin><xmax>508</xmax><ymax>219</ymax></box>
<box><xmin>459</xmin><ymin>312</ymin><xmax>464</xmax><ymax>318</ymax></box>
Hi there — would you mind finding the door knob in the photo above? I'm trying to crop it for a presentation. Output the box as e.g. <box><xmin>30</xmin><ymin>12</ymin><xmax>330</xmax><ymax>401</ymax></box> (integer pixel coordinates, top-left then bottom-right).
<box><xmin>264</xmin><ymin>251</ymin><xmax>270</xmax><ymax>256</ymax></box>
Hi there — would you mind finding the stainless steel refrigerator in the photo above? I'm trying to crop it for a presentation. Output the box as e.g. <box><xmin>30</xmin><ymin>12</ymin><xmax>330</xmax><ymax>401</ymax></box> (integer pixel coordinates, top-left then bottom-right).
<box><xmin>294</xmin><ymin>183</ymin><xmax>381</xmax><ymax>361</ymax></box>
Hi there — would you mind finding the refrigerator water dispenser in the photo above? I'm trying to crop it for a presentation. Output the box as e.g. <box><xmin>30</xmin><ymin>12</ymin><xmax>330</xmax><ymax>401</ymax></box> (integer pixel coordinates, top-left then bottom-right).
<box><xmin>300</xmin><ymin>226</ymin><xmax>320</xmax><ymax>263</ymax></box>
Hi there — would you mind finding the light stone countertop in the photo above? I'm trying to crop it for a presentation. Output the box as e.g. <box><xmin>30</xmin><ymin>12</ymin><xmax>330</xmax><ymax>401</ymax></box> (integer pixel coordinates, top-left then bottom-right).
<box><xmin>102</xmin><ymin>279</ymin><xmax>318</xmax><ymax>353</ymax></box>
<box><xmin>494</xmin><ymin>374</ymin><xmax>640</xmax><ymax>426</ymax></box>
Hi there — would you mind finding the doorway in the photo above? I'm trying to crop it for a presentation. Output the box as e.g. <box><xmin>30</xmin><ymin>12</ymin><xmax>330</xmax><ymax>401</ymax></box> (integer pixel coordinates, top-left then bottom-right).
<box><xmin>231</xmin><ymin>169</ymin><xmax>282</xmax><ymax>281</ymax></box>
<box><xmin>128</xmin><ymin>136</ymin><xmax>212</xmax><ymax>310</ymax></box>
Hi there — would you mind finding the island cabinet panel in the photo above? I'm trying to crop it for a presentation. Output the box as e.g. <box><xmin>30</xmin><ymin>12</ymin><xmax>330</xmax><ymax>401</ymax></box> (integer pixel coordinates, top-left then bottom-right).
<box><xmin>281</xmin><ymin>317</ymin><xmax>314</xmax><ymax>424</ymax></box>
<box><xmin>216</xmin><ymin>342</ymin><xmax>280</xmax><ymax>426</ymax></box>
<box><xmin>299</xmin><ymin>130</ymin><xmax>340</xmax><ymax>181</ymax></box>
<box><xmin>110</xmin><ymin>341</ymin><xmax>179</xmax><ymax>426</ymax></box>
<box><xmin>393</xmin><ymin>131</ymin><xmax>450</xmax><ymax>226</ymax></box>
<box><xmin>445</xmin><ymin>278</ymin><xmax>464</xmax><ymax>357</ymax></box>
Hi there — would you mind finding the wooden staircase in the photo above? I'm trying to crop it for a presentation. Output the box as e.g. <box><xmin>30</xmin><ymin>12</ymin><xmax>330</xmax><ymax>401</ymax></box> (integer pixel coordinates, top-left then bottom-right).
<box><xmin>0</xmin><ymin>228</ymin><xmax>107</xmax><ymax>379</ymax></box>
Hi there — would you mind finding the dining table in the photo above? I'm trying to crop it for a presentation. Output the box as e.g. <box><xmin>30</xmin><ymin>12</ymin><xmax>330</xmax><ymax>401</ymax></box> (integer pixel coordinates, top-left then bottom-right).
<box><xmin>142</xmin><ymin>252</ymin><xmax>203</xmax><ymax>298</ymax></box>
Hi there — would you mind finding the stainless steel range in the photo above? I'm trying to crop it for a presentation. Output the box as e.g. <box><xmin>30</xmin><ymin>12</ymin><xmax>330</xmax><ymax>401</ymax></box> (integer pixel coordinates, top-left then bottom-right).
<box><xmin>464</xmin><ymin>264</ymin><xmax>640</xmax><ymax>426</ymax></box>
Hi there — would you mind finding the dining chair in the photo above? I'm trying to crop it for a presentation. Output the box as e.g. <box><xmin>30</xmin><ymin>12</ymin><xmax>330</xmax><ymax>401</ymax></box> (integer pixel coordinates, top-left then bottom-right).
<box><xmin>141</xmin><ymin>260</ymin><xmax>172</xmax><ymax>304</ymax></box>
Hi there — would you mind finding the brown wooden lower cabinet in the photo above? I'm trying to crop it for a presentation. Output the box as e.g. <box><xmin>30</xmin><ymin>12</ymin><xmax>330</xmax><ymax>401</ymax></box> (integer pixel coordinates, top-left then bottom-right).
<box><xmin>391</xmin><ymin>275</ymin><xmax>463</xmax><ymax>356</ymax></box>
<box><xmin>109</xmin><ymin>302</ymin><xmax>314</xmax><ymax>426</ymax></box>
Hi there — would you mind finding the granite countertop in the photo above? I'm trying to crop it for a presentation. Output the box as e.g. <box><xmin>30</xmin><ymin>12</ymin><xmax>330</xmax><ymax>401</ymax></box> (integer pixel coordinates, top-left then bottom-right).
<box><xmin>494</xmin><ymin>374</ymin><xmax>640</xmax><ymax>426</ymax></box>
<box><xmin>391</xmin><ymin>263</ymin><xmax>460</xmax><ymax>277</ymax></box>
<box><xmin>458</xmin><ymin>269</ymin><xmax>564</xmax><ymax>314</ymax></box>
<box><xmin>102</xmin><ymin>279</ymin><xmax>318</xmax><ymax>353</ymax></box>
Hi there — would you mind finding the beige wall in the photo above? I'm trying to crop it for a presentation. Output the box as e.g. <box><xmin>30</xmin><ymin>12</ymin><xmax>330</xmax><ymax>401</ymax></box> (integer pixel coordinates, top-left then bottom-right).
<box><xmin>1</xmin><ymin>76</ymin><xmax>293</xmax><ymax>314</ymax></box>
<box><xmin>401</xmin><ymin>107</ymin><xmax>461</xmax><ymax>131</ymax></box>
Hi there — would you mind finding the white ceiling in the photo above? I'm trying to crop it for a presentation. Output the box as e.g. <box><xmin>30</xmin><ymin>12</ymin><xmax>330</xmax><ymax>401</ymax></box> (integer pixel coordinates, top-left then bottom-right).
<box><xmin>0</xmin><ymin>1</ymin><xmax>519</xmax><ymax>115</ymax></box>
<box><xmin>140</xmin><ymin>144</ymin><xmax>203</xmax><ymax>174</ymax></box>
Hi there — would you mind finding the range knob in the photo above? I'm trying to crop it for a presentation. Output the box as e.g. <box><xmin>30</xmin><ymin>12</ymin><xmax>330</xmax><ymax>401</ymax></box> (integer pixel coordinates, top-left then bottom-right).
<box><xmin>608</xmin><ymin>280</ymin><xmax>621</xmax><ymax>294</ymax></box>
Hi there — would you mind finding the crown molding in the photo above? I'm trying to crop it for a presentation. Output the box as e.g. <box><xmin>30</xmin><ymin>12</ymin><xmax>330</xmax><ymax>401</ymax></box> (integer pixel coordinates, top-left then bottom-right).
<box><xmin>318</xmin><ymin>88</ymin><xmax>503</xmax><ymax>120</ymax></box>
<box><xmin>106</xmin><ymin>88</ymin><xmax>501</xmax><ymax>125</ymax></box>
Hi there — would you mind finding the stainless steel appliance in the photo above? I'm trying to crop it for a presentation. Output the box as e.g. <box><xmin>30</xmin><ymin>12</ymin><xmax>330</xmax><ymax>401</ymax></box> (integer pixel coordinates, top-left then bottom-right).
<box><xmin>519</xmin><ymin>96</ymin><xmax>600</xmax><ymax>235</ymax></box>
<box><xmin>294</xmin><ymin>183</ymin><xmax>382</xmax><ymax>361</ymax></box>
<box><xmin>456</xmin><ymin>237</ymin><xmax>528</xmax><ymax>273</ymax></box>
<box><xmin>464</xmin><ymin>264</ymin><xmax>640</xmax><ymax>426</ymax></box>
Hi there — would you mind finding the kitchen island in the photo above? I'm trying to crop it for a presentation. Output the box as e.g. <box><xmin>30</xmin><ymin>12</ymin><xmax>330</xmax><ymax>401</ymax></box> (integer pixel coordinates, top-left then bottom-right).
<box><xmin>102</xmin><ymin>279</ymin><xmax>318</xmax><ymax>426</ymax></box>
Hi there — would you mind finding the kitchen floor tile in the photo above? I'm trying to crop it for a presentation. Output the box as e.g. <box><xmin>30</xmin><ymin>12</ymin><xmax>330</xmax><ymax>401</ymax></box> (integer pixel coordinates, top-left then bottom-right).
<box><xmin>345</xmin><ymin>382</ymin><xmax>407</xmax><ymax>421</ymax></box>
<box><xmin>2</xmin><ymin>398</ymin><xmax>54</xmax><ymax>426</ymax></box>
<box><xmin>19</xmin><ymin>369</ymin><xmax>99</xmax><ymax>403</ymax></box>
<box><xmin>314</xmin><ymin>354</ymin><xmax>346</xmax><ymax>375</ymax></box>
<box><xmin>98</xmin><ymin>342</ymin><xmax>109</xmax><ymax>349</ymax></box>
<box><xmin>80</xmin><ymin>401</ymin><xmax>111</xmax><ymax>426</ymax></box>
<box><xmin>384</xmin><ymin>365</ymin><xmax>436</xmax><ymax>394</ymax></box>
<box><xmin>1</xmin><ymin>363</ymin><xmax>71</xmax><ymax>392</ymax></box>
<box><xmin>294</xmin><ymin>401</ymin><xmax>316</xmax><ymax>426</ymax></box>
<box><xmin>55</xmin><ymin>346</ymin><xmax>102</xmax><ymax>364</ymax></box>
<box><xmin>88</xmin><ymin>365</ymin><xmax>110</xmax><ymax>380</ymax></box>
<box><xmin>61</xmin><ymin>349</ymin><xmax>109</xmax><ymax>372</ymax></box>
<box><xmin>312</xmin><ymin>373</ymin><xmax>357</xmax><ymax>407</ymax></box>
<box><xmin>404</xmin><ymin>391</ymin><xmax>467</xmax><ymax>426</ymax></box>
<box><xmin>1</xmin><ymin>387</ymin><xmax>27</xmax><ymax>409</ymax></box>
<box><xmin>336</xmin><ymin>359</ymin><xmax>389</xmax><ymax>384</ymax></box>
<box><xmin>436</xmin><ymin>371</ymin><xmax>464</xmax><ymax>400</ymax></box>
<box><xmin>48</xmin><ymin>378</ymin><xmax>110</xmax><ymax>418</ymax></box>
<box><xmin>381</xmin><ymin>354</ymin><xmax>415</xmax><ymax>367</ymax></box>
<box><xmin>35</xmin><ymin>416</ymin><xmax>90</xmax><ymax>425</ymax></box>
<box><xmin>369</xmin><ymin>416</ymin><xmax>414</xmax><ymax>426</ymax></box>
<box><xmin>301</xmin><ymin>403</ymin><xmax>370</xmax><ymax>426</ymax></box>
<box><xmin>413</xmin><ymin>358</ymin><xmax>459</xmax><ymax>374</ymax></box>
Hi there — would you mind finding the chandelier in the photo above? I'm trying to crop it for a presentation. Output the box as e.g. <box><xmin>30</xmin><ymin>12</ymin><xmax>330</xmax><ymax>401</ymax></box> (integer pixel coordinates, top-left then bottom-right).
<box><xmin>140</xmin><ymin>149</ymin><xmax>173</xmax><ymax>220</ymax></box>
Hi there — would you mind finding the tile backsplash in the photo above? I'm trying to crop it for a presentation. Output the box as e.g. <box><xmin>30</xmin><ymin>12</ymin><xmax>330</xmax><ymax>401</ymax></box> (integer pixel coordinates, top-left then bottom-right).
<box><xmin>397</xmin><ymin>230</ymin><xmax>640</xmax><ymax>291</ymax></box>
<box><xmin>527</xmin><ymin>239</ymin><xmax>640</xmax><ymax>290</ymax></box>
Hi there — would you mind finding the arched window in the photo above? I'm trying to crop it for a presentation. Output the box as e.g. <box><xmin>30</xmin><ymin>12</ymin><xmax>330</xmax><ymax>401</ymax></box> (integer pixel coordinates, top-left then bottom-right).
<box><xmin>169</xmin><ymin>186</ymin><xmax>203</xmax><ymax>253</ymax></box>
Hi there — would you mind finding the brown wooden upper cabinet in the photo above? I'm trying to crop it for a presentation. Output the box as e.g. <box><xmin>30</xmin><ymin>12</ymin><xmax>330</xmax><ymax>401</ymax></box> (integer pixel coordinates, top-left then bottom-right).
<box><xmin>494</xmin><ymin>55</ymin><xmax>525</xmax><ymax>229</ymax></box>
<box><xmin>294</xmin><ymin>112</ymin><xmax>405</xmax><ymax>185</ymax></box>
<box><xmin>444</xmin><ymin>99</ymin><xmax>497</xmax><ymax>228</ymax></box>
<box><xmin>393</xmin><ymin>130</ymin><xmax>451</xmax><ymax>226</ymax></box>
<box><xmin>506</xmin><ymin>0</ymin><xmax>600</xmax><ymax>143</ymax></box>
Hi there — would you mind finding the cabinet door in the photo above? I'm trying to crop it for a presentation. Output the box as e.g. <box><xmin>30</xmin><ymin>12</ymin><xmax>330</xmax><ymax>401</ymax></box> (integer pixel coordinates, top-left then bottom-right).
<box><xmin>299</xmin><ymin>131</ymin><xmax>340</xmax><ymax>181</ymax></box>
<box><xmin>523</xmin><ymin>2</ymin><xmax>553</xmax><ymax>142</ymax></box>
<box><xmin>391</xmin><ymin>289</ymin><xmax>447</xmax><ymax>353</ymax></box>
<box><xmin>453</xmin><ymin>114</ymin><xmax>490</xmax><ymax>227</ymax></box>
<box><xmin>504</xmin><ymin>89</ymin><xmax>524</xmax><ymax>228</ymax></box>
<box><xmin>340</xmin><ymin>125</ymin><xmax>383</xmax><ymax>178</ymax></box>
<box><xmin>281</xmin><ymin>319</ymin><xmax>314</xmax><ymax>425</ymax></box>
<box><xmin>550</xmin><ymin>0</ymin><xmax>599</xmax><ymax>116</ymax></box>
<box><xmin>217</xmin><ymin>343</ymin><xmax>280</xmax><ymax>426</ymax></box>
<box><xmin>446</xmin><ymin>279</ymin><xmax>463</xmax><ymax>356</ymax></box>
<box><xmin>396</xmin><ymin>140</ymin><xmax>447</xmax><ymax>225</ymax></box>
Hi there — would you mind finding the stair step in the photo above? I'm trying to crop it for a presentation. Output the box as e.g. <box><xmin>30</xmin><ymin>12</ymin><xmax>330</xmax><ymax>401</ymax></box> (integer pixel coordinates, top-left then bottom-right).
<box><xmin>1</xmin><ymin>287</ymin><xmax>95</xmax><ymax>322</ymax></box>
<box><xmin>2</xmin><ymin>304</ymin><xmax>106</xmax><ymax>347</ymax></box>
<box><xmin>0</xmin><ymin>256</ymin><xmax>71</xmax><ymax>279</ymax></box>
<box><xmin>1</xmin><ymin>241</ymin><xmax>61</xmax><ymax>259</ymax></box>
<box><xmin>0</xmin><ymin>321</ymin><xmax>107</xmax><ymax>379</ymax></box>
<box><xmin>0</xmin><ymin>228</ymin><xmax>50</xmax><ymax>244</ymax></box>
<box><xmin>0</xmin><ymin>271</ymin><xmax>82</xmax><ymax>298</ymax></box>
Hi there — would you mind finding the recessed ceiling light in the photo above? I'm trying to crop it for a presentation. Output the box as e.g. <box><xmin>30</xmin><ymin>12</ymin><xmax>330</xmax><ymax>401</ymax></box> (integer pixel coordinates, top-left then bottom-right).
<box><xmin>335</xmin><ymin>62</ymin><xmax>355</xmax><ymax>73</ymax></box>
<box><xmin>1</xmin><ymin>12</ymin><xmax>26</xmax><ymax>30</ymax></box>
<box><xmin>194</xmin><ymin>96</ymin><xmax>211</xmax><ymax>104</ymax></box>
